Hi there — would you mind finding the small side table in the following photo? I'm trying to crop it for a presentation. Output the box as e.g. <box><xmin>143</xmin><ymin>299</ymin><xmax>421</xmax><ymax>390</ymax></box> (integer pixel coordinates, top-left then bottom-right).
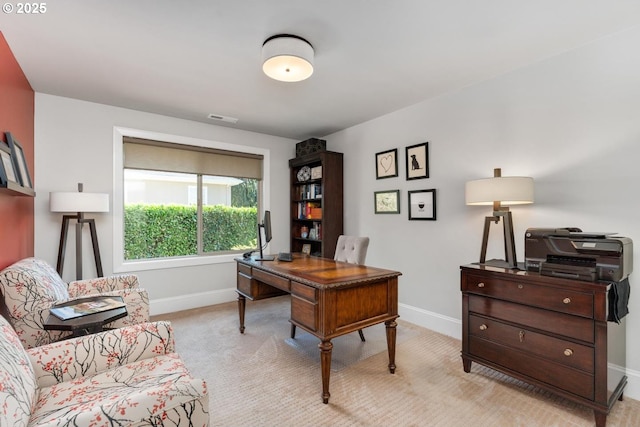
<box><xmin>44</xmin><ymin>295</ymin><xmax>128</xmax><ymax>338</ymax></box>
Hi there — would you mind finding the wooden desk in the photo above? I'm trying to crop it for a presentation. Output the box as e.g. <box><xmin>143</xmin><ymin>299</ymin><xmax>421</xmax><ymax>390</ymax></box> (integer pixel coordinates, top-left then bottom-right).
<box><xmin>236</xmin><ymin>254</ymin><xmax>401</xmax><ymax>403</ymax></box>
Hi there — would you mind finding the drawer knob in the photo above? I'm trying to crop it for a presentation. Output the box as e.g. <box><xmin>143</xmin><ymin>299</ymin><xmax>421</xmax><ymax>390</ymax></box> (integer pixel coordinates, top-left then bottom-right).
<box><xmin>519</xmin><ymin>330</ymin><xmax>525</xmax><ymax>342</ymax></box>
<box><xmin>564</xmin><ymin>349</ymin><xmax>574</xmax><ymax>357</ymax></box>
<box><xmin>563</xmin><ymin>297</ymin><xmax>571</xmax><ymax>304</ymax></box>
<box><xmin>477</xmin><ymin>282</ymin><xmax>485</xmax><ymax>288</ymax></box>
<box><xmin>517</xmin><ymin>284</ymin><xmax>524</xmax><ymax>289</ymax></box>
<box><xmin>479</xmin><ymin>324</ymin><xmax>488</xmax><ymax>331</ymax></box>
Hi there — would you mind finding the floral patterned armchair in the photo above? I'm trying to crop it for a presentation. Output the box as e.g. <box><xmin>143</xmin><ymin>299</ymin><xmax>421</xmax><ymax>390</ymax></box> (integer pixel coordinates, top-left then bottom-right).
<box><xmin>0</xmin><ymin>257</ymin><xmax>149</xmax><ymax>348</ymax></box>
<box><xmin>0</xmin><ymin>316</ymin><xmax>209</xmax><ymax>426</ymax></box>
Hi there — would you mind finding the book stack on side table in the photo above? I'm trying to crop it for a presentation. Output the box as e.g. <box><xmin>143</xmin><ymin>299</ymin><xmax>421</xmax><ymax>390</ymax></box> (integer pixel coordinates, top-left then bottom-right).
<box><xmin>45</xmin><ymin>295</ymin><xmax>128</xmax><ymax>337</ymax></box>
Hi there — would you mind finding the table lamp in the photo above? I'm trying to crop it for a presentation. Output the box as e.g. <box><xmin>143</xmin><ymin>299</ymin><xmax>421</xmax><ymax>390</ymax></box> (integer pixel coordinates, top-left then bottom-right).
<box><xmin>50</xmin><ymin>183</ymin><xmax>110</xmax><ymax>280</ymax></box>
<box><xmin>465</xmin><ymin>168</ymin><xmax>534</xmax><ymax>268</ymax></box>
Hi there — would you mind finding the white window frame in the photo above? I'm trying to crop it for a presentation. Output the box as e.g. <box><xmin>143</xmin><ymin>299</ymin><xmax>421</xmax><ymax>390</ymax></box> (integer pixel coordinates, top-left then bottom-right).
<box><xmin>112</xmin><ymin>126</ymin><xmax>270</xmax><ymax>273</ymax></box>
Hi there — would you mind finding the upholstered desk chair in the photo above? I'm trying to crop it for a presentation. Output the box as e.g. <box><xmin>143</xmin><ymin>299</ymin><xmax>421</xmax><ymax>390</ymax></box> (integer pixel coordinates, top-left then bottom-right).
<box><xmin>291</xmin><ymin>235</ymin><xmax>370</xmax><ymax>341</ymax></box>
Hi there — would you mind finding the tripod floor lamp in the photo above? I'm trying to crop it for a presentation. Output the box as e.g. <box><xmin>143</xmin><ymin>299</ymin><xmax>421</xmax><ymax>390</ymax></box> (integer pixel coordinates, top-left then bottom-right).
<box><xmin>49</xmin><ymin>183</ymin><xmax>109</xmax><ymax>280</ymax></box>
<box><xmin>465</xmin><ymin>168</ymin><xmax>534</xmax><ymax>268</ymax></box>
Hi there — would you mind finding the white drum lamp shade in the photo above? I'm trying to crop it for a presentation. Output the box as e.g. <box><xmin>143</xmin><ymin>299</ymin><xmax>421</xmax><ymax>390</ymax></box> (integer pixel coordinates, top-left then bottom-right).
<box><xmin>262</xmin><ymin>34</ymin><xmax>314</xmax><ymax>82</ymax></box>
<box><xmin>465</xmin><ymin>176</ymin><xmax>534</xmax><ymax>206</ymax></box>
<box><xmin>50</xmin><ymin>192</ymin><xmax>110</xmax><ymax>213</ymax></box>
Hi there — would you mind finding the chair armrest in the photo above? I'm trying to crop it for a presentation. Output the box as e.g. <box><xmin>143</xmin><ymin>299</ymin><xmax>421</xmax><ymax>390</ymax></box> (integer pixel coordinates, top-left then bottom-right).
<box><xmin>28</xmin><ymin>320</ymin><xmax>175</xmax><ymax>388</ymax></box>
<box><xmin>68</xmin><ymin>274</ymin><xmax>140</xmax><ymax>296</ymax></box>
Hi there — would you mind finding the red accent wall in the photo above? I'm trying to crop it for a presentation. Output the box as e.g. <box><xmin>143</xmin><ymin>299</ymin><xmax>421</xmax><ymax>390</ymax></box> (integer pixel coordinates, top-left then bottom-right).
<box><xmin>0</xmin><ymin>32</ymin><xmax>35</xmax><ymax>269</ymax></box>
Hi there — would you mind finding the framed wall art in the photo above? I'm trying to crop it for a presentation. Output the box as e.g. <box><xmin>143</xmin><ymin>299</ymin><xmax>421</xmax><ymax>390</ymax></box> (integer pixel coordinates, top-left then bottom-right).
<box><xmin>375</xmin><ymin>148</ymin><xmax>398</xmax><ymax>179</ymax></box>
<box><xmin>408</xmin><ymin>189</ymin><xmax>436</xmax><ymax>220</ymax></box>
<box><xmin>374</xmin><ymin>190</ymin><xmax>400</xmax><ymax>214</ymax></box>
<box><xmin>405</xmin><ymin>142</ymin><xmax>429</xmax><ymax>180</ymax></box>
<box><xmin>6</xmin><ymin>132</ymin><xmax>33</xmax><ymax>189</ymax></box>
<box><xmin>0</xmin><ymin>141</ymin><xmax>19</xmax><ymax>186</ymax></box>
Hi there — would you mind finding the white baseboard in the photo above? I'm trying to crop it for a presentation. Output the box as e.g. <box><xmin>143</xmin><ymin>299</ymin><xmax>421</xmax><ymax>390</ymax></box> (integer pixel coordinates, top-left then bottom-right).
<box><xmin>150</xmin><ymin>288</ymin><xmax>238</xmax><ymax>316</ymax></box>
<box><xmin>398</xmin><ymin>302</ymin><xmax>461</xmax><ymax>340</ymax></box>
<box><xmin>150</xmin><ymin>292</ymin><xmax>640</xmax><ymax>401</ymax></box>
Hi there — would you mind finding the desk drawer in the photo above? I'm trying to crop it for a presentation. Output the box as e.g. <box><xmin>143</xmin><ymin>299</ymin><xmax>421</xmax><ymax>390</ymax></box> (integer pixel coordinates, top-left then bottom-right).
<box><xmin>237</xmin><ymin>263</ymin><xmax>252</xmax><ymax>276</ymax></box>
<box><xmin>463</xmin><ymin>273</ymin><xmax>593</xmax><ymax>318</ymax></box>
<box><xmin>291</xmin><ymin>297</ymin><xmax>318</xmax><ymax>332</ymax></box>
<box><xmin>469</xmin><ymin>336</ymin><xmax>594</xmax><ymax>400</ymax></box>
<box><xmin>291</xmin><ymin>281</ymin><xmax>317</xmax><ymax>302</ymax></box>
<box><xmin>469</xmin><ymin>314</ymin><xmax>594</xmax><ymax>372</ymax></box>
<box><xmin>252</xmin><ymin>268</ymin><xmax>290</xmax><ymax>292</ymax></box>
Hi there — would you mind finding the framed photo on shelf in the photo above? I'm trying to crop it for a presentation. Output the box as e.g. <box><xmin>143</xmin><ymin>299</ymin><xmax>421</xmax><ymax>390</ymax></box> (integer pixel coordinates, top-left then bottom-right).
<box><xmin>375</xmin><ymin>148</ymin><xmax>398</xmax><ymax>179</ymax></box>
<box><xmin>374</xmin><ymin>190</ymin><xmax>400</xmax><ymax>214</ymax></box>
<box><xmin>6</xmin><ymin>132</ymin><xmax>32</xmax><ymax>188</ymax></box>
<box><xmin>301</xmin><ymin>244</ymin><xmax>312</xmax><ymax>255</ymax></box>
<box><xmin>405</xmin><ymin>142</ymin><xmax>429</xmax><ymax>180</ymax></box>
<box><xmin>0</xmin><ymin>141</ymin><xmax>19</xmax><ymax>186</ymax></box>
<box><xmin>408</xmin><ymin>189</ymin><xmax>436</xmax><ymax>220</ymax></box>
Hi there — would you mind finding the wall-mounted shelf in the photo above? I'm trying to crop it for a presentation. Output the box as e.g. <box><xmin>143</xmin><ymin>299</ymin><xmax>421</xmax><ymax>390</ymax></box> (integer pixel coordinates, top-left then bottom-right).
<box><xmin>0</xmin><ymin>181</ymin><xmax>35</xmax><ymax>197</ymax></box>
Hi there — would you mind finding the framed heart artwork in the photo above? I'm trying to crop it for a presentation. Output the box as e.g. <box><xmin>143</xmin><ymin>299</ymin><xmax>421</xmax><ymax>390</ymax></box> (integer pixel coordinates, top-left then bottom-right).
<box><xmin>375</xmin><ymin>148</ymin><xmax>398</xmax><ymax>179</ymax></box>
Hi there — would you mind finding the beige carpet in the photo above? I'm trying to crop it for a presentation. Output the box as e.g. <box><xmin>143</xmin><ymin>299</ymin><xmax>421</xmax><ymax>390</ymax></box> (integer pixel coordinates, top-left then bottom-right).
<box><xmin>156</xmin><ymin>296</ymin><xmax>640</xmax><ymax>427</ymax></box>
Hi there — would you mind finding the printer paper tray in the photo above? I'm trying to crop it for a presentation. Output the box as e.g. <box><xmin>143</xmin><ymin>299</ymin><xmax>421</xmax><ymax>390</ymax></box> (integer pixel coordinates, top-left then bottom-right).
<box><xmin>540</xmin><ymin>262</ymin><xmax>597</xmax><ymax>281</ymax></box>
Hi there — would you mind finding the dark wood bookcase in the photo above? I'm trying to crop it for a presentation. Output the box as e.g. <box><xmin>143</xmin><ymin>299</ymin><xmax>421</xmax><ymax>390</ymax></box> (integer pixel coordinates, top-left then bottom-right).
<box><xmin>289</xmin><ymin>151</ymin><xmax>343</xmax><ymax>259</ymax></box>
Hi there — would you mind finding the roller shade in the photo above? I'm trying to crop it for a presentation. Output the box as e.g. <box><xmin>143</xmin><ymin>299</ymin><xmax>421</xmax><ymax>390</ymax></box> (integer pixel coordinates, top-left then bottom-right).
<box><xmin>123</xmin><ymin>137</ymin><xmax>263</xmax><ymax>179</ymax></box>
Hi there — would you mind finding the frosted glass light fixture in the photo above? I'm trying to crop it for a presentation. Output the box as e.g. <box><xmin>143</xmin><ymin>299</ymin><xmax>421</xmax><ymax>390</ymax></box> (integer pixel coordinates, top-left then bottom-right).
<box><xmin>262</xmin><ymin>34</ymin><xmax>314</xmax><ymax>82</ymax></box>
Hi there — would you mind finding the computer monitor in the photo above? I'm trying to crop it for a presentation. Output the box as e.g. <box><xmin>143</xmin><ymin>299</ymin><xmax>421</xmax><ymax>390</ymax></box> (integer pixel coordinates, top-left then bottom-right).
<box><xmin>255</xmin><ymin>210</ymin><xmax>274</xmax><ymax>261</ymax></box>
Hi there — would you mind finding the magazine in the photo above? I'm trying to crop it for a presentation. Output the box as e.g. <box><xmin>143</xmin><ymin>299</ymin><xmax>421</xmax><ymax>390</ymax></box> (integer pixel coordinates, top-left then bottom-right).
<box><xmin>49</xmin><ymin>297</ymin><xmax>126</xmax><ymax>321</ymax></box>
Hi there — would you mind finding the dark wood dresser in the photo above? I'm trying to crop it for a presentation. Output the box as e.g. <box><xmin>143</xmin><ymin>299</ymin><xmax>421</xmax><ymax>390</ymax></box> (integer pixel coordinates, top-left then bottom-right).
<box><xmin>461</xmin><ymin>263</ymin><xmax>627</xmax><ymax>427</ymax></box>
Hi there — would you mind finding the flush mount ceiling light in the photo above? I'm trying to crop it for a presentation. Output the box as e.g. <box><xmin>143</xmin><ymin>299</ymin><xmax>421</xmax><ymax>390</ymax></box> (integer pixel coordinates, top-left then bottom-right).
<box><xmin>262</xmin><ymin>34</ymin><xmax>314</xmax><ymax>82</ymax></box>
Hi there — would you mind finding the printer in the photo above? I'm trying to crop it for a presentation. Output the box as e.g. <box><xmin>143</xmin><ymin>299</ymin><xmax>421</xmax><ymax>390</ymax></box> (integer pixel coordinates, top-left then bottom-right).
<box><xmin>524</xmin><ymin>228</ymin><xmax>633</xmax><ymax>282</ymax></box>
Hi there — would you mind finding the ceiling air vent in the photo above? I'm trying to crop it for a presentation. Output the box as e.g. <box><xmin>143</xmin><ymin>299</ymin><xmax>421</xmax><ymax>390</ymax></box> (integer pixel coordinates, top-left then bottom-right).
<box><xmin>207</xmin><ymin>113</ymin><xmax>239</xmax><ymax>123</ymax></box>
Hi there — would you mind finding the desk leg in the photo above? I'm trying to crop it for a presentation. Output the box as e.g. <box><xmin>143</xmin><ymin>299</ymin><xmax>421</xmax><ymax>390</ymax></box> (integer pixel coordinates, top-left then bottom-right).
<box><xmin>385</xmin><ymin>319</ymin><xmax>397</xmax><ymax>374</ymax></box>
<box><xmin>319</xmin><ymin>340</ymin><xmax>333</xmax><ymax>404</ymax></box>
<box><xmin>237</xmin><ymin>293</ymin><xmax>246</xmax><ymax>333</ymax></box>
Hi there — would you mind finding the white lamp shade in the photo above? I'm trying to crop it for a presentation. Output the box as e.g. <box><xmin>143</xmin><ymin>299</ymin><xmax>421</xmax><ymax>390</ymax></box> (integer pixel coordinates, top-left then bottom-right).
<box><xmin>50</xmin><ymin>192</ymin><xmax>110</xmax><ymax>213</ymax></box>
<box><xmin>262</xmin><ymin>35</ymin><xmax>314</xmax><ymax>82</ymax></box>
<box><xmin>465</xmin><ymin>176</ymin><xmax>534</xmax><ymax>206</ymax></box>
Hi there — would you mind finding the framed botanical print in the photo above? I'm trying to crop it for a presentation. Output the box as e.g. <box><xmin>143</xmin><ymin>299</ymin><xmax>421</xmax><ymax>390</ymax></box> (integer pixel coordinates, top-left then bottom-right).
<box><xmin>374</xmin><ymin>190</ymin><xmax>400</xmax><ymax>214</ymax></box>
<box><xmin>375</xmin><ymin>148</ymin><xmax>398</xmax><ymax>179</ymax></box>
<box><xmin>405</xmin><ymin>142</ymin><xmax>429</xmax><ymax>180</ymax></box>
<box><xmin>408</xmin><ymin>189</ymin><xmax>436</xmax><ymax>220</ymax></box>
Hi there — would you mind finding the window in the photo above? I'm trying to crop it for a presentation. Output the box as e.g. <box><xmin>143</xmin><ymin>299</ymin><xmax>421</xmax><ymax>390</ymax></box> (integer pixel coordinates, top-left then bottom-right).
<box><xmin>113</xmin><ymin>128</ymin><xmax>270</xmax><ymax>272</ymax></box>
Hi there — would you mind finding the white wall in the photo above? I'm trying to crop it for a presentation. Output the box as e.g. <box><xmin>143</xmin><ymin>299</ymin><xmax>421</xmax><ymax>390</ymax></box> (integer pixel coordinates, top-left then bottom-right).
<box><xmin>326</xmin><ymin>26</ymin><xmax>640</xmax><ymax>398</ymax></box>
<box><xmin>34</xmin><ymin>94</ymin><xmax>295</xmax><ymax>311</ymax></box>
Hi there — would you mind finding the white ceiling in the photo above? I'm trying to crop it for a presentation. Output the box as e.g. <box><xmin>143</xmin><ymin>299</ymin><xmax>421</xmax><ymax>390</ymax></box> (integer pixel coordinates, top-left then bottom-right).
<box><xmin>2</xmin><ymin>1</ymin><xmax>640</xmax><ymax>141</ymax></box>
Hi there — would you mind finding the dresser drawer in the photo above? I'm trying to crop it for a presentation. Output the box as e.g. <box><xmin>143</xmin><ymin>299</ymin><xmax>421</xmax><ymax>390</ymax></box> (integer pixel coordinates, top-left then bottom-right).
<box><xmin>469</xmin><ymin>336</ymin><xmax>594</xmax><ymax>400</ymax></box>
<box><xmin>469</xmin><ymin>295</ymin><xmax>594</xmax><ymax>343</ymax></box>
<box><xmin>464</xmin><ymin>273</ymin><xmax>593</xmax><ymax>318</ymax></box>
<box><xmin>469</xmin><ymin>314</ymin><xmax>594</xmax><ymax>372</ymax></box>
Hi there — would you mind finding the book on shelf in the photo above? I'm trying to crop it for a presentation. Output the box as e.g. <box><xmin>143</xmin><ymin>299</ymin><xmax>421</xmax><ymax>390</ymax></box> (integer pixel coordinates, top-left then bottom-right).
<box><xmin>49</xmin><ymin>297</ymin><xmax>126</xmax><ymax>321</ymax></box>
<box><xmin>298</xmin><ymin>201</ymin><xmax>322</xmax><ymax>219</ymax></box>
<box><xmin>298</xmin><ymin>183</ymin><xmax>322</xmax><ymax>199</ymax></box>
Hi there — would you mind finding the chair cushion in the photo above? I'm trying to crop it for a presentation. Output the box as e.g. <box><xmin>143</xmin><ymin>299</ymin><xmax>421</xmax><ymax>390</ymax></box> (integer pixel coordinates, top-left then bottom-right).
<box><xmin>0</xmin><ymin>315</ymin><xmax>36</xmax><ymax>427</ymax></box>
<box><xmin>334</xmin><ymin>235</ymin><xmax>370</xmax><ymax>265</ymax></box>
<box><xmin>0</xmin><ymin>258</ymin><xmax>69</xmax><ymax>320</ymax></box>
<box><xmin>31</xmin><ymin>352</ymin><xmax>208</xmax><ymax>426</ymax></box>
